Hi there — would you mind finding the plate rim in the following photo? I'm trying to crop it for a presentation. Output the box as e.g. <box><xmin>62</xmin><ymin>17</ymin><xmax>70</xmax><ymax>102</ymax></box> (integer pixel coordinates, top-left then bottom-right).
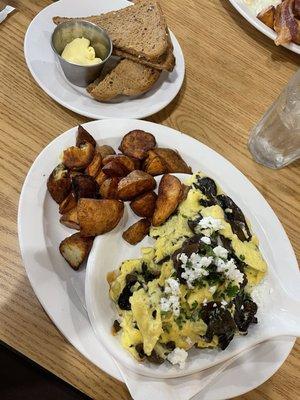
<box><xmin>23</xmin><ymin>0</ymin><xmax>185</xmax><ymax>120</ymax></box>
<box><xmin>228</xmin><ymin>0</ymin><xmax>300</xmax><ymax>55</ymax></box>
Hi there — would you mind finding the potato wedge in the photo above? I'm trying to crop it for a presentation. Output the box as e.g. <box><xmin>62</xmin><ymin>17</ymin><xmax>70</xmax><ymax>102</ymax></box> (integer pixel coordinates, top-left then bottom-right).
<box><xmin>85</xmin><ymin>153</ymin><xmax>102</xmax><ymax>178</ymax></box>
<box><xmin>257</xmin><ymin>5</ymin><xmax>275</xmax><ymax>29</ymax></box>
<box><xmin>122</xmin><ymin>219</ymin><xmax>151</xmax><ymax>245</ymax></box>
<box><xmin>76</xmin><ymin>125</ymin><xmax>96</xmax><ymax>148</ymax></box>
<box><xmin>102</xmin><ymin>154</ymin><xmax>136</xmax><ymax>172</ymax></box>
<box><xmin>63</xmin><ymin>142</ymin><xmax>95</xmax><ymax>170</ymax></box>
<box><xmin>179</xmin><ymin>184</ymin><xmax>190</xmax><ymax>204</ymax></box>
<box><xmin>99</xmin><ymin>177</ymin><xmax>119</xmax><ymax>199</ymax></box>
<box><xmin>59</xmin><ymin>232</ymin><xmax>94</xmax><ymax>270</ymax></box>
<box><xmin>102</xmin><ymin>160</ymin><xmax>129</xmax><ymax>177</ymax></box>
<box><xmin>72</xmin><ymin>174</ymin><xmax>99</xmax><ymax>200</ymax></box>
<box><xmin>119</xmin><ymin>130</ymin><xmax>156</xmax><ymax>160</ymax></box>
<box><xmin>59</xmin><ymin>191</ymin><xmax>77</xmax><ymax>214</ymax></box>
<box><xmin>60</xmin><ymin>206</ymin><xmax>80</xmax><ymax>230</ymax></box>
<box><xmin>97</xmin><ymin>145</ymin><xmax>116</xmax><ymax>159</ymax></box>
<box><xmin>143</xmin><ymin>150</ymin><xmax>166</xmax><ymax>176</ymax></box>
<box><xmin>130</xmin><ymin>191</ymin><xmax>157</xmax><ymax>218</ymax></box>
<box><xmin>47</xmin><ymin>163</ymin><xmax>72</xmax><ymax>204</ymax></box>
<box><xmin>78</xmin><ymin>199</ymin><xmax>124</xmax><ymax>236</ymax></box>
<box><xmin>152</xmin><ymin>174</ymin><xmax>183</xmax><ymax>226</ymax></box>
<box><xmin>117</xmin><ymin>170</ymin><xmax>156</xmax><ymax>201</ymax></box>
<box><xmin>152</xmin><ymin>148</ymin><xmax>192</xmax><ymax>174</ymax></box>
<box><xmin>95</xmin><ymin>170</ymin><xmax>109</xmax><ymax>186</ymax></box>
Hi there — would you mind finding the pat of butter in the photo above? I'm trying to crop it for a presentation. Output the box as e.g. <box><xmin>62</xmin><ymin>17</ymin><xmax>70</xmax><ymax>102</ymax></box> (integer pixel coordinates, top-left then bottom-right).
<box><xmin>61</xmin><ymin>37</ymin><xmax>102</xmax><ymax>66</ymax></box>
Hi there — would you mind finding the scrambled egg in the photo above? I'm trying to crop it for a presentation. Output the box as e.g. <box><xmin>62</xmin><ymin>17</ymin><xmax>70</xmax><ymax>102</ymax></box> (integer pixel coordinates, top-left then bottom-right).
<box><xmin>108</xmin><ymin>173</ymin><xmax>267</xmax><ymax>366</ymax></box>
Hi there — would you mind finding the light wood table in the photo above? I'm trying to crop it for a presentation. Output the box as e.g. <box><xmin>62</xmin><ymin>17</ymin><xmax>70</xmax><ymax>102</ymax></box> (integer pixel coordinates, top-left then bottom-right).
<box><xmin>0</xmin><ymin>0</ymin><xmax>299</xmax><ymax>399</ymax></box>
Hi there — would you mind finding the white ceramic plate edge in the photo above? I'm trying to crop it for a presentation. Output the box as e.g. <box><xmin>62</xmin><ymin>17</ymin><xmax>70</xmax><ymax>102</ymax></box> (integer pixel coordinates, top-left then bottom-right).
<box><xmin>228</xmin><ymin>0</ymin><xmax>300</xmax><ymax>55</ymax></box>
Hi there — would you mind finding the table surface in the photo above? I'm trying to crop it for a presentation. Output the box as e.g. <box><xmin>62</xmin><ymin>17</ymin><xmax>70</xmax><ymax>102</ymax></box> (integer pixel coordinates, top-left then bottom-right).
<box><xmin>0</xmin><ymin>0</ymin><xmax>299</xmax><ymax>399</ymax></box>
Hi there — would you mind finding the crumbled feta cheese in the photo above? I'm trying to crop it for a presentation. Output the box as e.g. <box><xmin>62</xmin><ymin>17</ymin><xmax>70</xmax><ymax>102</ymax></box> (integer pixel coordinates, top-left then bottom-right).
<box><xmin>164</xmin><ymin>278</ymin><xmax>180</xmax><ymax>295</ymax></box>
<box><xmin>225</xmin><ymin>208</ymin><xmax>232</xmax><ymax>213</ymax></box>
<box><xmin>180</xmin><ymin>252</ymin><xmax>212</xmax><ymax>288</ymax></box>
<box><xmin>241</xmin><ymin>305</ymin><xmax>244</xmax><ymax>310</ymax></box>
<box><xmin>201</xmin><ymin>236</ymin><xmax>211</xmax><ymax>245</ymax></box>
<box><xmin>167</xmin><ymin>348</ymin><xmax>188</xmax><ymax>369</ymax></box>
<box><xmin>213</xmin><ymin>302</ymin><xmax>217</xmax><ymax>307</ymax></box>
<box><xmin>215</xmin><ymin>258</ymin><xmax>244</xmax><ymax>285</ymax></box>
<box><xmin>196</xmin><ymin>216</ymin><xmax>223</xmax><ymax>236</ymax></box>
<box><xmin>209</xmin><ymin>285</ymin><xmax>216</xmax><ymax>294</ymax></box>
<box><xmin>203</xmin><ymin>298</ymin><xmax>208</xmax><ymax>305</ymax></box>
<box><xmin>160</xmin><ymin>295</ymin><xmax>180</xmax><ymax>316</ymax></box>
<box><xmin>221</xmin><ymin>300</ymin><xmax>228</xmax><ymax>306</ymax></box>
<box><xmin>213</xmin><ymin>245</ymin><xmax>228</xmax><ymax>259</ymax></box>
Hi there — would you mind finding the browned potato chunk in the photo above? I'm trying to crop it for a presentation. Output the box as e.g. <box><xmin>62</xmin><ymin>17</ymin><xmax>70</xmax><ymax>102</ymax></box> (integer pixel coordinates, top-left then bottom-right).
<box><xmin>97</xmin><ymin>145</ymin><xmax>116</xmax><ymax>159</ymax></box>
<box><xmin>95</xmin><ymin>170</ymin><xmax>109</xmax><ymax>186</ymax></box>
<box><xmin>102</xmin><ymin>154</ymin><xmax>136</xmax><ymax>172</ymax></box>
<box><xmin>179</xmin><ymin>184</ymin><xmax>190</xmax><ymax>203</ymax></box>
<box><xmin>59</xmin><ymin>191</ymin><xmax>77</xmax><ymax>214</ymax></box>
<box><xmin>85</xmin><ymin>153</ymin><xmax>102</xmax><ymax>177</ymax></box>
<box><xmin>63</xmin><ymin>142</ymin><xmax>95</xmax><ymax>170</ymax></box>
<box><xmin>152</xmin><ymin>174</ymin><xmax>182</xmax><ymax>226</ymax></box>
<box><xmin>143</xmin><ymin>150</ymin><xmax>167</xmax><ymax>176</ymax></box>
<box><xmin>72</xmin><ymin>174</ymin><xmax>99</xmax><ymax>200</ymax></box>
<box><xmin>60</xmin><ymin>206</ymin><xmax>80</xmax><ymax>230</ymax></box>
<box><xmin>47</xmin><ymin>163</ymin><xmax>71</xmax><ymax>204</ymax></box>
<box><xmin>78</xmin><ymin>199</ymin><xmax>124</xmax><ymax>236</ymax></box>
<box><xmin>76</xmin><ymin>125</ymin><xmax>96</xmax><ymax>148</ymax></box>
<box><xmin>130</xmin><ymin>191</ymin><xmax>157</xmax><ymax>218</ymax></box>
<box><xmin>117</xmin><ymin>170</ymin><xmax>156</xmax><ymax>201</ymax></box>
<box><xmin>102</xmin><ymin>160</ymin><xmax>129</xmax><ymax>177</ymax></box>
<box><xmin>59</xmin><ymin>232</ymin><xmax>94</xmax><ymax>270</ymax></box>
<box><xmin>257</xmin><ymin>5</ymin><xmax>275</xmax><ymax>29</ymax></box>
<box><xmin>122</xmin><ymin>219</ymin><xmax>151</xmax><ymax>245</ymax></box>
<box><xmin>119</xmin><ymin>130</ymin><xmax>156</xmax><ymax>160</ymax></box>
<box><xmin>152</xmin><ymin>148</ymin><xmax>192</xmax><ymax>174</ymax></box>
<box><xmin>99</xmin><ymin>177</ymin><xmax>119</xmax><ymax>199</ymax></box>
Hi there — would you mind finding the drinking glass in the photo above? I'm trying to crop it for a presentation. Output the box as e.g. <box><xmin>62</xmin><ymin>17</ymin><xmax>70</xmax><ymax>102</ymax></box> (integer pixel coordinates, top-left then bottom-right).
<box><xmin>248</xmin><ymin>70</ymin><xmax>300</xmax><ymax>169</ymax></box>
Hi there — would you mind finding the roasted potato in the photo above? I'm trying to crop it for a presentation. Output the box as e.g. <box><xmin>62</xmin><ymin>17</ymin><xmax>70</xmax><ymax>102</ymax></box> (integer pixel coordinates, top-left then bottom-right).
<box><xmin>122</xmin><ymin>219</ymin><xmax>151</xmax><ymax>245</ymax></box>
<box><xmin>152</xmin><ymin>148</ymin><xmax>192</xmax><ymax>174</ymax></box>
<box><xmin>47</xmin><ymin>163</ymin><xmax>71</xmax><ymax>204</ymax></box>
<box><xmin>143</xmin><ymin>150</ymin><xmax>166</xmax><ymax>176</ymax></box>
<box><xmin>179</xmin><ymin>184</ymin><xmax>190</xmax><ymax>203</ymax></box>
<box><xmin>130</xmin><ymin>191</ymin><xmax>157</xmax><ymax>218</ymax></box>
<box><xmin>85</xmin><ymin>153</ymin><xmax>102</xmax><ymax>178</ymax></box>
<box><xmin>78</xmin><ymin>199</ymin><xmax>124</xmax><ymax>236</ymax></box>
<box><xmin>119</xmin><ymin>130</ymin><xmax>156</xmax><ymax>160</ymax></box>
<box><xmin>72</xmin><ymin>174</ymin><xmax>99</xmax><ymax>200</ymax></box>
<box><xmin>99</xmin><ymin>178</ymin><xmax>119</xmax><ymax>199</ymax></box>
<box><xmin>102</xmin><ymin>154</ymin><xmax>136</xmax><ymax>172</ymax></box>
<box><xmin>59</xmin><ymin>191</ymin><xmax>77</xmax><ymax>214</ymax></box>
<box><xmin>102</xmin><ymin>160</ymin><xmax>129</xmax><ymax>177</ymax></box>
<box><xmin>76</xmin><ymin>125</ymin><xmax>96</xmax><ymax>148</ymax></box>
<box><xmin>60</xmin><ymin>206</ymin><xmax>80</xmax><ymax>230</ymax></box>
<box><xmin>117</xmin><ymin>170</ymin><xmax>156</xmax><ymax>201</ymax></box>
<box><xmin>59</xmin><ymin>232</ymin><xmax>94</xmax><ymax>270</ymax></box>
<box><xmin>97</xmin><ymin>145</ymin><xmax>116</xmax><ymax>159</ymax></box>
<box><xmin>152</xmin><ymin>174</ymin><xmax>183</xmax><ymax>226</ymax></box>
<box><xmin>257</xmin><ymin>5</ymin><xmax>275</xmax><ymax>29</ymax></box>
<box><xmin>63</xmin><ymin>142</ymin><xmax>95</xmax><ymax>170</ymax></box>
<box><xmin>95</xmin><ymin>170</ymin><xmax>109</xmax><ymax>186</ymax></box>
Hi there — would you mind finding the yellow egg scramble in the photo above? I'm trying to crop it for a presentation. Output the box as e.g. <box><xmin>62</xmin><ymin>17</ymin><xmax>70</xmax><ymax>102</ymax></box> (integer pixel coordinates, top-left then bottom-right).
<box><xmin>108</xmin><ymin>173</ymin><xmax>267</xmax><ymax>364</ymax></box>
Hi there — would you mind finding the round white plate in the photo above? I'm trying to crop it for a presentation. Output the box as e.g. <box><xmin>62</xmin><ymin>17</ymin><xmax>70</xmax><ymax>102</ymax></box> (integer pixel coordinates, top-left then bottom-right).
<box><xmin>228</xmin><ymin>0</ymin><xmax>300</xmax><ymax>55</ymax></box>
<box><xmin>23</xmin><ymin>0</ymin><xmax>185</xmax><ymax>120</ymax></box>
<box><xmin>18</xmin><ymin>119</ymin><xmax>296</xmax><ymax>398</ymax></box>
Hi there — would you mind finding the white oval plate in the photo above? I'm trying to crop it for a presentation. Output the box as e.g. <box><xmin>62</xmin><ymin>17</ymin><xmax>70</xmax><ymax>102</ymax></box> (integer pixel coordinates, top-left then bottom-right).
<box><xmin>228</xmin><ymin>0</ymin><xmax>300</xmax><ymax>55</ymax></box>
<box><xmin>23</xmin><ymin>0</ymin><xmax>185</xmax><ymax>120</ymax></box>
<box><xmin>18</xmin><ymin>119</ymin><xmax>296</xmax><ymax>397</ymax></box>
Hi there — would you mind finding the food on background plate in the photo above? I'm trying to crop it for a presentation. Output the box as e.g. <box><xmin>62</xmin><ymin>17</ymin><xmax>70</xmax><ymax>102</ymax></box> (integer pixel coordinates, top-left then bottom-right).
<box><xmin>108</xmin><ymin>172</ymin><xmax>267</xmax><ymax>368</ymax></box>
<box><xmin>252</xmin><ymin>0</ymin><xmax>300</xmax><ymax>45</ymax></box>
<box><xmin>61</xmin><ymin>37</ymin><xmax>102</xmax><ymax>66</ymax></box>
<box><xmin>53</xmin><ymin>0</ymin><xmax>175</xmax><ymax>101</ymax></box>
<box><xmin>46</xmin><ymin>125</ymin><xmax>191</xmax><ymax>269</ymax></box>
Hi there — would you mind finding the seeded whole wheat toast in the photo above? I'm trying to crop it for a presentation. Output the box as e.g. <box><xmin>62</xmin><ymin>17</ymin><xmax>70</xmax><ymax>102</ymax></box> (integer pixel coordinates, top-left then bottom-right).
<box><xmin>53</xmin><ymin>0</ymin><xmax>170</xmax><ymax>63</ymax></box>
<box><xmin>87</xmin><ymin>59</ymin><xmax>161</xmax><ymax>101</ymax></box>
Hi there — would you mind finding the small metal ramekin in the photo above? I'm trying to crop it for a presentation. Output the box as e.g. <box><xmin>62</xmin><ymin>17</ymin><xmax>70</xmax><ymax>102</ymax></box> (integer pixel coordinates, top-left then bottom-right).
<box><xmin>51</xmin><ymin>21</ymin><xmax>112</xmax><ymax>87</ymax></box>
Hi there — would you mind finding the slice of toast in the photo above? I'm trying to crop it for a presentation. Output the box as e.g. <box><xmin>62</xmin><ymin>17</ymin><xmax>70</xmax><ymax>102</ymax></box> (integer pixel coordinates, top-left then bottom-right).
<box><xmin>53</xmin><ymin>0</ymin><xmax>169</xmax><ymax>62</ymax></box>
<box><xmin>87</xmin><ymin>59</ymin><xmax>161</xmax><ymax>101</ymax></box>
